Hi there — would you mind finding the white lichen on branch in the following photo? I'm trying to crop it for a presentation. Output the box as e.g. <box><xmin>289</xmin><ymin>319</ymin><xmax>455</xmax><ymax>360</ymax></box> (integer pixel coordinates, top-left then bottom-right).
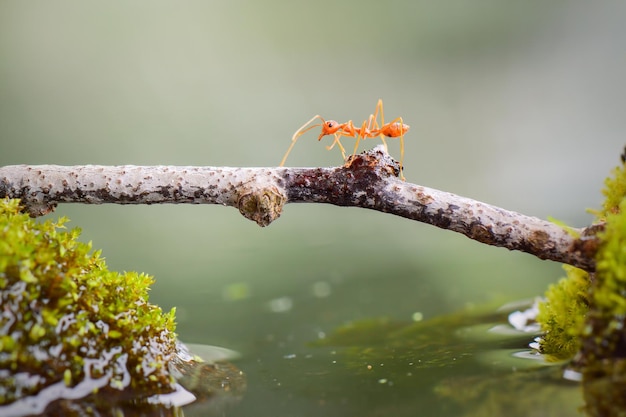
<box><xmin>0</xmin><ymin>146</ymin><xmax>598</xmax><ymax>271</ymax></box>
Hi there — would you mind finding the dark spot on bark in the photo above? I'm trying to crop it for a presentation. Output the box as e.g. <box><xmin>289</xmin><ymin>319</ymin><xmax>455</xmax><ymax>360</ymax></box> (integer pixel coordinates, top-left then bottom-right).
<box><xmin>470</xmin><ymin>222</ymin><xmax>494</xmax><ymax>244</ymax></box>
<box><xmin>529</xmin><ymin>230</ymin><xmax>550</xmax><ymax>251</ymax></box>
<box><xmin>157</xmin><ymin>186</ymin><xmax>171</xmax><ymax>198</ymax></box>
<box><xmin>432</xmin><ymin>208</ymin><xmax>452</xmax><ymax>228</ymax></box>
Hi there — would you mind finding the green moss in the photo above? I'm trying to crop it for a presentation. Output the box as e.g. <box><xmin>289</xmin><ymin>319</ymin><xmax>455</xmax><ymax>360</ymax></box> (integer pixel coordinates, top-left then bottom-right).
<box><xmin>536</xmin><ymin>265</ymin><xmax>589</xmax><ymax>361</ymax></box>
<box><xmin>537</xmin><ymin>153</ymin><xmax>626</xmax><ymax>362</ymax></box>
<box><xmin>581</xmin><ymin>198</ymin><xmax>626</xmax><ymax>361</ymax></box>
<box><xmin>578</xmin><ymin>200</ymin><xmax>626</xmax><ymax>415</ymax></box>
<box><xmin>597</xmin><ymin>163</ymin><xmax>626</xmax><ymax>219</ymax></box>
<box><xmin>0</xmin><ymin>198</ymin><xmax>178</xmax><ymax>406</ymax></box>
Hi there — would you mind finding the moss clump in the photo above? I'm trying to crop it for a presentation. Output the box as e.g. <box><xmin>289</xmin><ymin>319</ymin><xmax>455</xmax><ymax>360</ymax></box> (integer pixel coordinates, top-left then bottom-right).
<box><xmin>536</xmin><ymin>265</ymin><xmax>589</xmax><ymax>361</ymax></box>
<box><xmin>586</xmin><ymin>157</ymin><xmax>626</xmax><ymax>357</ymax></box>
<box><xmin>578</xmin><ymin>197</ymin><xmax>626</xmax><ymax>416</ymax></box>
<box><xmin>537</xmin><ymin>152</ymin><xmax>626</xmax><ymax>362</ymax></box>
<box><xmin>597</xmin><ymin>161</ymin><xmax>626</xmax><ymax>218</ymax></box>
<box><xmin>0</xmin><ymin>198</ymin><xmax>177</xmax><ymax>407</ymax></box>
<box><xmin>584</xmin><ymin>198</ymin><xmax>626</xmax><ymax>357</ymax></box>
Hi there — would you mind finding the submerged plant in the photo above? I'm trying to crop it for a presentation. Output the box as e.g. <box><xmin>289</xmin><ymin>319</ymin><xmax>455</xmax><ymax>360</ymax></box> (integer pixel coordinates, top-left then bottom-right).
<box><xmin>0</xmin><ymin>198</ymin><xmax>178</xmax><ymax>412</ymax></box>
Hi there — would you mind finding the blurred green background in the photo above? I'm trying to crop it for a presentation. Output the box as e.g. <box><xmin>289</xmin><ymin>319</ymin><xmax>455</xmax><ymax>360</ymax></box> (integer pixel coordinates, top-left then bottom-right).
<box><xmin>1</xmin><ymin>1</ymin><xmax>624</xmax><ymax>415</ymax></box>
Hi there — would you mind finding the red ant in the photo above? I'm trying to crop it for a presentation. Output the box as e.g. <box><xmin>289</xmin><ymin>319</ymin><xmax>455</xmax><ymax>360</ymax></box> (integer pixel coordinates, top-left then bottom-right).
<box><xmin>279</xmin><ymin>99</ymin><xmax>409</xmax><ymax>179</ymax></box>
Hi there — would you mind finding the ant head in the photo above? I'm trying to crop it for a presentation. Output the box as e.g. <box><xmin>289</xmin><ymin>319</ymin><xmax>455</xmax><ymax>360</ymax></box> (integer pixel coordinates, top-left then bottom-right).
<box><xmin>318</xmin><ymin>120</ymin><xmax>341</xmax><ymax>140</ymax></box>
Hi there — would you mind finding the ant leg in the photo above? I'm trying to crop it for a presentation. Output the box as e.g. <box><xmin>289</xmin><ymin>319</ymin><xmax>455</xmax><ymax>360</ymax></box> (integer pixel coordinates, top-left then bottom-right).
<box><xmin>377</xmin><ymin>100</ymin><xmax>389</xmax><ymax>152</ymax></box>
<box><xmin>370</xmin><ymin>99</ymin><xmax>389</xmax><ymax>152</ymax></box>
<box><xmin>327</xmin><ymin>133</ymin><xmax>347</xmax><ymax>159</ymax></box>
<box><xmin>336</xmin><ymin>135</ymin><xmax>347</xmax><ymax>160</ymax></box>
<box><xmin>382</xmin><ymin>116</ymin><xmax>407</xmax><ymax>180</ymax></box>
<box><xmin>370</xmin><ymin>111</ymin><xmax>388</xmax><ymax>152</ymax></box>
<box><xmin>352</xmin><ymin>119</ymin><xmax>370</xmax><ymax>156</ymax></box>
<box><xmin>379</xmin><ymin>136</ymin><xmax>389</xmax><ymax>153</ymax></box>
<box><xmin>280</xmin><ymin>115</ymin><xmax>324</xmax><ymax>166</ymax></box>
<box><xmin>373</xmin><ymin>99</ymin><xmax>384</xmax><ymax>129</ymax></box>
<box><xmin>398</xmin><ymin>116</ymin><xmax>405</xmax><ymax>181</ymax></box>
<box><xmin>325</xmin><ymin>133</ymin><xmax>347</xmax><ymax>160</ymax></box>
<box><xmin>360</xmin><ymin>111</ymin><xmax>387</xmax><ymax>154</ymax></box>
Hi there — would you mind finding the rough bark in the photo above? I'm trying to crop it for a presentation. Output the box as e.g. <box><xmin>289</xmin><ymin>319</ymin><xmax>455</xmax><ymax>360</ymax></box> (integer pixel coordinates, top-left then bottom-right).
<box><xmin>0</xmin><ymin>146</ymin><xmax>599</xmax><ymax>271</ymax></box>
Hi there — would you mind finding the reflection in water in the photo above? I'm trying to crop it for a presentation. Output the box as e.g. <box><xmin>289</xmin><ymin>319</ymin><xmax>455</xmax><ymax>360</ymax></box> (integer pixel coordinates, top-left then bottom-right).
<box><xmin>174</xmin><ymin>342</ymin><xmax>246</xmax><ymax>406</ymax></box>
<box><xmin>0</xmin><ymin>342</ymin><xmax>245</xmax><ymax>417</ymax></box>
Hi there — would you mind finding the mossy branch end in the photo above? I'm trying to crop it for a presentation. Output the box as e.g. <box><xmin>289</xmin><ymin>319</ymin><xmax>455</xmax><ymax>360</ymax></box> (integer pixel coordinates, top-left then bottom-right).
<box><xmin>0</xmin><ymin>146</ymin><xmax>598</xmax><ymax>271</ymax></box>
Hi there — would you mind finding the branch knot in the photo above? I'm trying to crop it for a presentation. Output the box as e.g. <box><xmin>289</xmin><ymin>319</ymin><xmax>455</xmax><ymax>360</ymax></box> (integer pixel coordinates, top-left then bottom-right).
<box><xmin>237</xmin><ymin>186</ymin><xmax>286</xmax><ymax>227</ymax></box>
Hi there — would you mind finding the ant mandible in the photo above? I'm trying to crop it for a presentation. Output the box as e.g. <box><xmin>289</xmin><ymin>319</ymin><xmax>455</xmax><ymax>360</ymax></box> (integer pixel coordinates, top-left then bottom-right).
<box><xmin>279</xmin><ymin>99</ymin><xmax>410</xmax><ymax>180</ymax></box>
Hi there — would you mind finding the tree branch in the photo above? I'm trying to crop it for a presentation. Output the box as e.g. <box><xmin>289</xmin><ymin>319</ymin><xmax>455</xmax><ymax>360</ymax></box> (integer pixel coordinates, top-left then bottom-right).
<box><xmin>0</xmin><ymin>146</ymin><xmax>599</xmax><ymax>272</ymax></box>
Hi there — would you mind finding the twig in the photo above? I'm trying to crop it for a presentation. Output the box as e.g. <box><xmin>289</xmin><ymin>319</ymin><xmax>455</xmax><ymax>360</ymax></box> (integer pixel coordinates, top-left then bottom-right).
<box><xmin>0</xmin><ymin>146</ymin><xmax>599</xmax><ymax>271</ymax></box>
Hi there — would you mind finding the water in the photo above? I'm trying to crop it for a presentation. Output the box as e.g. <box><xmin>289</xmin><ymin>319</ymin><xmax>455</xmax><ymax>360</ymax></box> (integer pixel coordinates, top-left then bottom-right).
<box><xmin>193</xmin><ymin>299</ymin><xmax>582</xmax><ymax>417</ymax></box>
